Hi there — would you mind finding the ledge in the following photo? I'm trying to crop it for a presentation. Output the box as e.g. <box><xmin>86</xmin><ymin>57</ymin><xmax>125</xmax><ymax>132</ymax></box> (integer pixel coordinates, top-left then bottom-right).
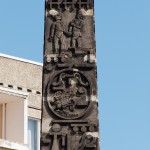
<box><xmin>0</xmin><ymin>139</ymin><xmax>28</xmax><ymax>150</ymax></box>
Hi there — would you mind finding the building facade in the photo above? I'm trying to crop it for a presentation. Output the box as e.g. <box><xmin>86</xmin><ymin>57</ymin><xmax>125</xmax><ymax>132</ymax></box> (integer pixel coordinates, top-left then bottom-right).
<box><xmin>0</xmin><ymin>53</ymin><xmax>42</xmax><ymax>150</ymax></box>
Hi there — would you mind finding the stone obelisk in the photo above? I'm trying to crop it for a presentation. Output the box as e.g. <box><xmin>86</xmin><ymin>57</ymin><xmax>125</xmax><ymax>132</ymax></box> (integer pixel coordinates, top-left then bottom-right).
<box><xmin>41</xmin><ymin>0</ymin><xmax>100</xmax><ymax>149</ymax></box>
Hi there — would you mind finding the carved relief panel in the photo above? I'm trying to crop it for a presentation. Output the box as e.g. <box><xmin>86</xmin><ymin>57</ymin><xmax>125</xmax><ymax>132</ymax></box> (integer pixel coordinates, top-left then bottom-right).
<box><xmin>41</xmin><ymin>0</ymin><xmax>99</xmax><ymax>149</ymax></box>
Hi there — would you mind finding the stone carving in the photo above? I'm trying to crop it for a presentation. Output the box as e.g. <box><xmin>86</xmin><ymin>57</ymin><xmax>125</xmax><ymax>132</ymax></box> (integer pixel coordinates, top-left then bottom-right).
<box><xmin>48</xmin><ymin>15</ymin><xmax>65</xmax><ymax>54</ymax></box>
<box><xmin>42</xmin><ymin>120</ymin><xmax>98</xmax><ymax>150</ymax></box>
<box><xmin>49</xmin><ymin>124</ymin><xmax>69</xmax><ymax>150</ymax></box>
<box><xmin>48</xmin><ymin>10</ymin><xmax>85</xmax><ymax>54</ymax></box>
<box><xmin>73</xmin><ymin>134</ymin><xmax>97</xmax><ymax>150</ymax></box>
<box><xmin>47</xmin><ymin>0</ymin><xmax>93</xmax><ymax>10</ymax></box>
<box><xmin>68</xmin><ymin>10</ymin><xmax>84</xmax><ymax>48</ymax></box>
<box><xmin>42</xmin><ymin>0</ymin><xmax>99</xmax><ymax>149</ymax></box>
<box><xmin>47</xmin><ymin>71</ymin><xmax>91</xmax><ymax>119</ymax></box>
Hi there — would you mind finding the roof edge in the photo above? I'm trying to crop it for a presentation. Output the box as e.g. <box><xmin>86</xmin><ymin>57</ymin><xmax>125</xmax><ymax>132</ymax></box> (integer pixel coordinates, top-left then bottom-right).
<box><xmin>0</xmin><ymin>53</ymin><xmax>43</xmax><ymax>66</ymax></box>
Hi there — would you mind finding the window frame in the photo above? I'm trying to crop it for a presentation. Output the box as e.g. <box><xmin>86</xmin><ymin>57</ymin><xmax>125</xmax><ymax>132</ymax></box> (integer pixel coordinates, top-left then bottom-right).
<box><xmin>28</xmin><ymin>117</ymin><xmax>40</xmax><ymax>150</ymax></box>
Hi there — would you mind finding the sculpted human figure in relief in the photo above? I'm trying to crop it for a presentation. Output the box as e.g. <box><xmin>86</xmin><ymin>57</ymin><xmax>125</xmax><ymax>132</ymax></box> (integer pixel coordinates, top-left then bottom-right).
<box><xmin>68</xmin><ymin>11</ymin><xmax>84</xmax><ymax>48</ymax></box>
<box><xmin>48</xmin><ymin>15</ymin><xmax>65</xmax><ymax>54</ymax></box>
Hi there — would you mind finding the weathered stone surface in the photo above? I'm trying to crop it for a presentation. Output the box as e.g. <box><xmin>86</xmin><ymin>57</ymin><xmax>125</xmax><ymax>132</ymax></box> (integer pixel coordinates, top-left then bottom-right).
<box><xmin>41</xmin><ymin>0</ymin><xmax>100</xmax><ymax>149</ymax></box>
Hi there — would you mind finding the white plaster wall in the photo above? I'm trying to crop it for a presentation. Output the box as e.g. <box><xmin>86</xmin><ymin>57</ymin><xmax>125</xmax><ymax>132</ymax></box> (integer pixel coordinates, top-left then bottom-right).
<box><xmin>0</xmin><ymin>55</ymin><xmax>42</xmax><ymax>92</ymax></box>
<box><xmin>28</xmin><ymin>108</ymin><xmax>41</xmax><ymax>119</ymax></box>
<box><xmin>0</xmin><ymin>54</ymin><xmax>42</xmax><ymax>113</ymax></box>
<box><xmin>6</xmin><ymin>99</ymin><xmax>25</xmax><ymax>144</ymax></box>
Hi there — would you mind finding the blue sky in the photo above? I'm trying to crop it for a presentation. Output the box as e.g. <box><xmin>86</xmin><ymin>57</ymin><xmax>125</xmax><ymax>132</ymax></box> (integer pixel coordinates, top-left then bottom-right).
<box><xmin>0</xmin><ymin>0</ymin><xmax>150</xmax><ymax>150</ymax></box>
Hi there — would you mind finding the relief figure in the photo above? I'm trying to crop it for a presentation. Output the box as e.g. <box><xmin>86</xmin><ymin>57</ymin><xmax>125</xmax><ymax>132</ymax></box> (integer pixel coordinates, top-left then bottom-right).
<box><xmin>68</xmin><ymin>11</ymin><xmax>84</xmax><ymax>48</ymax></box>
<box><xmin>48</xmin><ymin>15</ymin><xmax>65</xmax><ymax>54</ymax></box>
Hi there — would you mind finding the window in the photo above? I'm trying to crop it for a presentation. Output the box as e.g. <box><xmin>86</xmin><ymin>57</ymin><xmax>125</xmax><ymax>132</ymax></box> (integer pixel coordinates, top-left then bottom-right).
<box><xmin>28</xmin><ymin>118</ymin><xmax>40</xmax><ymax>150</ymax></box>
<box><xmin>0</xmin><ymin>87</ymin><xmax>28</xmax><ymax>147</ymax></box>
<box><xmin>0</xmin><ymin>100</ymin><xmax>27</xmax><ymax>144</ymax></box>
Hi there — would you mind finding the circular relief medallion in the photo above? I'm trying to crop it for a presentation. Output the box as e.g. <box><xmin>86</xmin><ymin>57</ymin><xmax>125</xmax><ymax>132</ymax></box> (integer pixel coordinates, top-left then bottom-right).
<box><xmin>47</xmin><ymin>69</ymin><xmax>92</xmax><ymax>119</ymax></box>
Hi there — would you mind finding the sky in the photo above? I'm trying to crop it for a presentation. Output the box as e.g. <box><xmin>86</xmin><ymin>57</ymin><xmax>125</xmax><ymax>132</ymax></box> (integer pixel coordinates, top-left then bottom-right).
<box><xmin>0</xmin><ymin>0</ymin><xmax>150</xmax><ymax>150</ymax></box>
